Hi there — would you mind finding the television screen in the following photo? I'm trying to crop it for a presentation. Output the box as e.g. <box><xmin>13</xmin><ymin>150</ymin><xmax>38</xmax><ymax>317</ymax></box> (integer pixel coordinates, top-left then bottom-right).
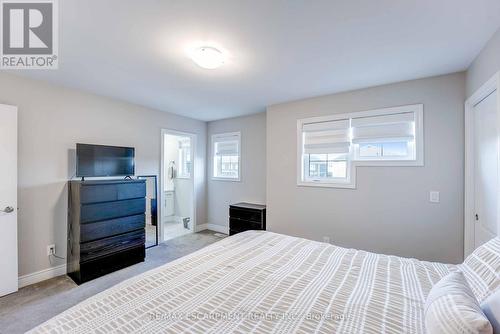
<box><xmin>76</xmin><ymin>144</ymin><xmax>135</xmax><ymax>177</ymax></box>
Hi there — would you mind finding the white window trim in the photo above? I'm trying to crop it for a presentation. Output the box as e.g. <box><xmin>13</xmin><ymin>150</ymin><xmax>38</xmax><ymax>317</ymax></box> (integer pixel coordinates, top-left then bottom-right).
<box><xmin>299</xmin><ymin>145</ymin><xmax>355</xmax><ymax>188</ymax></box>
<box><xmin>297</xmin><ymin>104</ymin><xmax>424</xmax><ymax>188</ymax></box>
<box><xmin>353</xmin><ymin>142</ymin><xmax>416</xmax><ymax>162</ymax></box>
<box><xmin>211</xmin><ymin>131</ymin><xmax>241</xmax><ymax>182</ymax></box>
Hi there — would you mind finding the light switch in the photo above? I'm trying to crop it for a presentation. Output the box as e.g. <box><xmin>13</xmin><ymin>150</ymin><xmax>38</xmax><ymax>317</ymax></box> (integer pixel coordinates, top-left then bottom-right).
<box><xmin>430</xmin><ymin>191</ymin><xmax>440</xmax><ymax>203</ymax></box>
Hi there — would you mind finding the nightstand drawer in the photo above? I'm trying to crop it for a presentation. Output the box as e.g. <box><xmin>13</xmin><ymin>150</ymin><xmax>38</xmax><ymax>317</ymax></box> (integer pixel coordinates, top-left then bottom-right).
<box><xmin>229</xmin><ymin>207</ymin><xmax>263</xmax><ymax>223</ymax></box>
<box><xmin>229</xmin><ymin>217</ymin><xmax>263</xmax><ymax>231</ymax></box>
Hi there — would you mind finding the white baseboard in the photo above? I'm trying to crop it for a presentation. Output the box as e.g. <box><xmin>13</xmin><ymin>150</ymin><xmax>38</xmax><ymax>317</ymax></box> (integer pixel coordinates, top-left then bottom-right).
<box><xmin>16</xmin><ymin>223</ymin><xmax>226</xmax><ymax>289</ymax></box>
<box><xmin>18</xmin><ymin>224</ymin><xmax>227</xmax><ymax>289</ymax></box>
<box><xmin>207</xmin><ymin>223</ymin><xmax>228</xmax><ymax>234</ymax></box>
<box><xmin>195</xmin><ymin>223</ymin><xmax>208</xmax><ymax>232</ymax></box>
<box><xmin>195</xmin><ymin>223</ymin><xmax>228</xmax><ymax>234</ymax></box>
<box><xmin>18</xmin><ymin>263</ymin><xmax>67</xmax><ymax>288</ymax></box>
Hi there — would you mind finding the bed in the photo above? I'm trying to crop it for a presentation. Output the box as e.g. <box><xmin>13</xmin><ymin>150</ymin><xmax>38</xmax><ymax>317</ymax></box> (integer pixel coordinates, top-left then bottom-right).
<box><xmin>29</xmin><ymin>231</ymin><xmax>500</xmax><ymax>333</ymax></box>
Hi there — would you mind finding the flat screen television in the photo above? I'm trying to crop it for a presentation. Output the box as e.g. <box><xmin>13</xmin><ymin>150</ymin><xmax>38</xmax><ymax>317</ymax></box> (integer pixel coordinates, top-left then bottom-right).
<box><xmin>76</xmin><ymin>143</ymin><xmax>135</xmax><ymax>178</ymax></box>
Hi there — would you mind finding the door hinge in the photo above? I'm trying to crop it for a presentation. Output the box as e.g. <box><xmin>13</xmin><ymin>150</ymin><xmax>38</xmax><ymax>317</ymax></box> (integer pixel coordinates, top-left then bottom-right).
<box><xmin>475</xmin><ymin>213</ymin><xmax>479</xmax><ymax>221</ymax></box>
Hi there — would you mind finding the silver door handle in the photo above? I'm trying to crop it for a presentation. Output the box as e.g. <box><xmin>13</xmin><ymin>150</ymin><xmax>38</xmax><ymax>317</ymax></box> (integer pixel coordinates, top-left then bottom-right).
<box><xmin>2</xmin><ymin>206</ymin><xmax>14</xmax><ymax>213</ymax></box>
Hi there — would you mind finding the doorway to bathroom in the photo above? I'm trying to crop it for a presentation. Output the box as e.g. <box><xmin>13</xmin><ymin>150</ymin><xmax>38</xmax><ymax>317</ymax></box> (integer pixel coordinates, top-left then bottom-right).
<box><xmin>160</xmin><ymin>130</ymin><xmax>196</xmax><ymax>242</ymax></box>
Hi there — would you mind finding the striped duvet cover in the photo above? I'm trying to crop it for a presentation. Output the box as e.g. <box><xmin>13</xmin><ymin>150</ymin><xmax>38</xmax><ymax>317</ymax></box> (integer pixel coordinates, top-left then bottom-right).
<box><xmin>30</xmin><ymin>231</ymin><xmax>487</xmax><ymax>333</ymax></box>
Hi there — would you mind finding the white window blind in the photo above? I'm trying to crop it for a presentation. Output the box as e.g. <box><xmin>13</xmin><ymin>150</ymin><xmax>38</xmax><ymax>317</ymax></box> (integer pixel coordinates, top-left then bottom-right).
<box><xmin>302</xmin><ymin>119</ymin><xmax>350</xmax><ymax>154</ymax></box>
<box><xmin>212</xmin><ymin>132</ymin><xmax>241</xmax><ymax>180</ymax></box>
<box><xmin>297</xmin><ymin>104</ymin><xmax>423</xmax><ymax>188</ymax></box>
<box><xmin>351</xmin><ymin>112</ymin><xmax>415</xmax><ymax>144</ymax></box>
<box><xmin>214</xmin><ymin>140</ymin><xmax>239</xmax><ymax>156</ymax></box>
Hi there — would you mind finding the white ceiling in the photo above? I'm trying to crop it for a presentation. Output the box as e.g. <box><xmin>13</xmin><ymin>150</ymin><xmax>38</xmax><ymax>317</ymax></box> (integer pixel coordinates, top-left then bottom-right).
<box><xmin>16</xmin><ymin>0</ymin><xmax>500</xmax><ymax>121</ymax></box>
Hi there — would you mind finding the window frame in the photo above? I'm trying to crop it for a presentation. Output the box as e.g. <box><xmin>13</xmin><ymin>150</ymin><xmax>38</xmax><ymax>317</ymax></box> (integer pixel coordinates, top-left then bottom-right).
<box><xmin>211</xmin><ymin>131</ymin><xmax>241</xmax><ymax>182</ymax></box>
<box><xmin>297</xmin><ymin>104</ymin><xmax>424</xmax><ymax>188</ymax></box>
<box><xmin>302</xmin><ymin>153</ymin><xmax>353</xmax><ymax>186</ymax></box>
<box><xmin>354</xmin><ymin>141</ymin><xmax>415</xmax><ymax>162</ymax></box>
<box><xmin>297</xmin><ymin>118</ymin><xmax>356</xmax><ymax>188</ymax></box>
<box><xmin>350</xmin><ymin>104</ymin><xmax>423</xmax><ymax>167</ymax></box>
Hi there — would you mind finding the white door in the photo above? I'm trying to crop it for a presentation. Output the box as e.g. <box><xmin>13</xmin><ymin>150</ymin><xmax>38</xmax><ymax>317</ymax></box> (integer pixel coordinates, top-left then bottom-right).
<box><xmin>0</xmin><ymin>104</ymin><xmax>18</xmax><ymax>296</ymax></box>
<box><xmin>474</xmin><ymin>91</ymin><xmax>498</xmax><ymax>248</ymax></box>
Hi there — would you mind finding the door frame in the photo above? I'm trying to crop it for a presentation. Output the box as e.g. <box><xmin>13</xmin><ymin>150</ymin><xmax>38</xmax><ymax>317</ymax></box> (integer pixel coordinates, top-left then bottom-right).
<box><xmin>159</xmin><ymin>128</ymin><xmax>197</xmax><ymax>242</ymax></box>
<box><xmin>464</xmin><ymin>71</ymin><xmax>500</xmax><ymax>257</ymax></box>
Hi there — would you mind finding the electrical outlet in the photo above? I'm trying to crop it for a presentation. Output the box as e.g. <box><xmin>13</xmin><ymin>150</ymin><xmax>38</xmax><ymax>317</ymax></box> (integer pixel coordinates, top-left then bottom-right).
<box><xmin>429</xmin><ymin>191</ymin><xmax>440</xmax><ymax>203</ymax></box>
<box><xmin>47</xmin><ymin>244</ymin><xmax>55</xmax><ymax>256</ymax></box>
<box><xmin>323</xmin><ymin>236</ymin><xmax>331</xmax><ymax>244</ymax></box>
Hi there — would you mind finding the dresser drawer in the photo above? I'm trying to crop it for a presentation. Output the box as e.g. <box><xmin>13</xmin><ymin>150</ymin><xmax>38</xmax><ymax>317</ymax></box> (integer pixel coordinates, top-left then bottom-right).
<box><xmin>81</xmin><ymin>198</ymin><xmax>145</xmax><ymax>223</ymax></box>
<box><xmin>80</xmin><ymin>182</ymin><xmax>146</xmax><ymax>204</ymax></box>
<box><xmin>229</xmin><ymin>217</ymin><xmax>263</xmax><ymax>231</ymax></box>
<box><xmin>76</xmin><ymin>246</ymin><xmax>145</xmax><ymax>284</ymax></box>
<box><xmin>80</xmin><ymin>214</ymin><xmax>145</xmax><ymax>242</ymax></box>
<box><xmin>229</xmin><ymin>207</ymin><xmax>263</xmax><ymax>223</ymax></box>
<box><xmin>80</xmin><ymin>229</ymin><xmax>145</xmax><ymax>262</ymax></box>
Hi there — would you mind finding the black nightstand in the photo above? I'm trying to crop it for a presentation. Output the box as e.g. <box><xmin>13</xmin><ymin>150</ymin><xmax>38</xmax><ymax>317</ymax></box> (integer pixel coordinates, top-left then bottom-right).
<box><xmin>229</xmin><ymin>202</ymin><xmax>266</xmax><ymax>236</ymax></box>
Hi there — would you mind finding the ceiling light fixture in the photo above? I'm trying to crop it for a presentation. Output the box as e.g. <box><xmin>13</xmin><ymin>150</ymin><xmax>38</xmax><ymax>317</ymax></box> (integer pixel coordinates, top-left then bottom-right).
<box><xmin>190</xmin><ymin>46</ymin><xmax>225</xmax><ymax>69</ymax></box>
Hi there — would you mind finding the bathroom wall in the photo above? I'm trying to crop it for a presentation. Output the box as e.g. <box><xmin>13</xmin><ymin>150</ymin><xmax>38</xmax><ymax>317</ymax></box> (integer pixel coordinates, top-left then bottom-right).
<box><xmin>164</xmin><ymin>135</ymin><xmax>178</xmax><ymax>192</ymax></box>
<box><xmin>163</xmin><ymin>134</ymin><xmax>194</xmax><ymax>223</ymax></box>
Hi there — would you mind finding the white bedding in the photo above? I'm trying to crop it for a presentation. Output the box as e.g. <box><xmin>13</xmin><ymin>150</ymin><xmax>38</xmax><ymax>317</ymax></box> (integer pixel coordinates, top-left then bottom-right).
<box><xmin>29</xmin><ymin>231</ymin><xmax>497</xmax><ymax>333</ymax></box>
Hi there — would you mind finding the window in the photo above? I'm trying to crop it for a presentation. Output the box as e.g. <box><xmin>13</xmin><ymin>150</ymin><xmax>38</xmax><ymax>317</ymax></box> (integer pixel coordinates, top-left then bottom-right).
<box><xmin>212</xmin><ymin>132</ymin><xmax>241</xmax><ymax>181</ymax></box>
<box><xmin>178</xmin><ymin>137</ymin><xmax>192</xmax><ymax>178</ymax></box>
<box><xmin>358</xmin><ymin>142</ymin><xmax>409</xmax><ymax>158</ymax></box>
<box><xmin>300</xmin><ymin>118</ymin><xmax>352</xmax><ymax>186</ymax></box>
<box><xmin>304</xmin><ymin>153</ymin><xmax>348</xmax><ymax>179</ymax></box>
<box><xmin>351</xmin><ymin>111</ymin><xmax>416</xmax><ymax>161</ymax></box>
<box><xmin>297</xmin><ymin>104</ymin><xmax>423</xmax><ymax>188</ymax></box>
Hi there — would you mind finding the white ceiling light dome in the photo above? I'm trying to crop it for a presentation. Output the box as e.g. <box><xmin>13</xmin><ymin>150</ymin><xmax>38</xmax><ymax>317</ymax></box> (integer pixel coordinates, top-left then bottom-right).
<box><xmin>190</xmin><ymin>46</ymin><xmax>225</xmax><ymax>69</ymax></box>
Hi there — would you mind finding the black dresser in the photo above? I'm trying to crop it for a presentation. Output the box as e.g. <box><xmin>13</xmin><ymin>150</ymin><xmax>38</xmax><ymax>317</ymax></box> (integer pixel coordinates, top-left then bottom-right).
<box><xmin>229</xmin><ymin>202</ymin><xmax>266</xmax><ymax>236</ymax></box>
<box><xmin>67</xmin><ymin>179</ymin><xmax>146</xmax><ymax>284</ymax></box>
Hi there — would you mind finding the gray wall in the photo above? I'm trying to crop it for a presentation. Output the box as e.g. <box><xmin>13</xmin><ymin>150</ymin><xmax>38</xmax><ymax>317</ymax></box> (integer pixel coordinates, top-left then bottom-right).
<box><xmin>207</xmin><ymin>113</ymin><xmax>266</xmax><ymax>229</ymax></box>
<box><xmin>467</xmin><ymin>27</ymin><xmax>500</xmax><ymax>97</ymax></box>
<box><xmin>266</xmin><ymin>72</ymin><xmax>465</xmax><ymax>264</ymax></box>
<box><xmin>0</xmin><ymin>73</ymin><xmax>207</xmax><ymax>277</ymax></box>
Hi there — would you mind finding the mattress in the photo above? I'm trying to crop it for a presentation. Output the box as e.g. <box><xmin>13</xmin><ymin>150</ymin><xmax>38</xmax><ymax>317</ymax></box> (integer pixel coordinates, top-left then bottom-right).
<box><xmin>29</xmin><ymin>231</ymin><xmax>457</xmax><ymax>333</ymax></box>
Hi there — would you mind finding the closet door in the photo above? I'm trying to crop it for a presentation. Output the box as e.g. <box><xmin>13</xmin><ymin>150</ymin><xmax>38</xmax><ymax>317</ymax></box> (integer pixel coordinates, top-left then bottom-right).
<box><xmin>474</xmin><ymin>90</ymin><xmax>498</xmax><ymax>248</ymax></box>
